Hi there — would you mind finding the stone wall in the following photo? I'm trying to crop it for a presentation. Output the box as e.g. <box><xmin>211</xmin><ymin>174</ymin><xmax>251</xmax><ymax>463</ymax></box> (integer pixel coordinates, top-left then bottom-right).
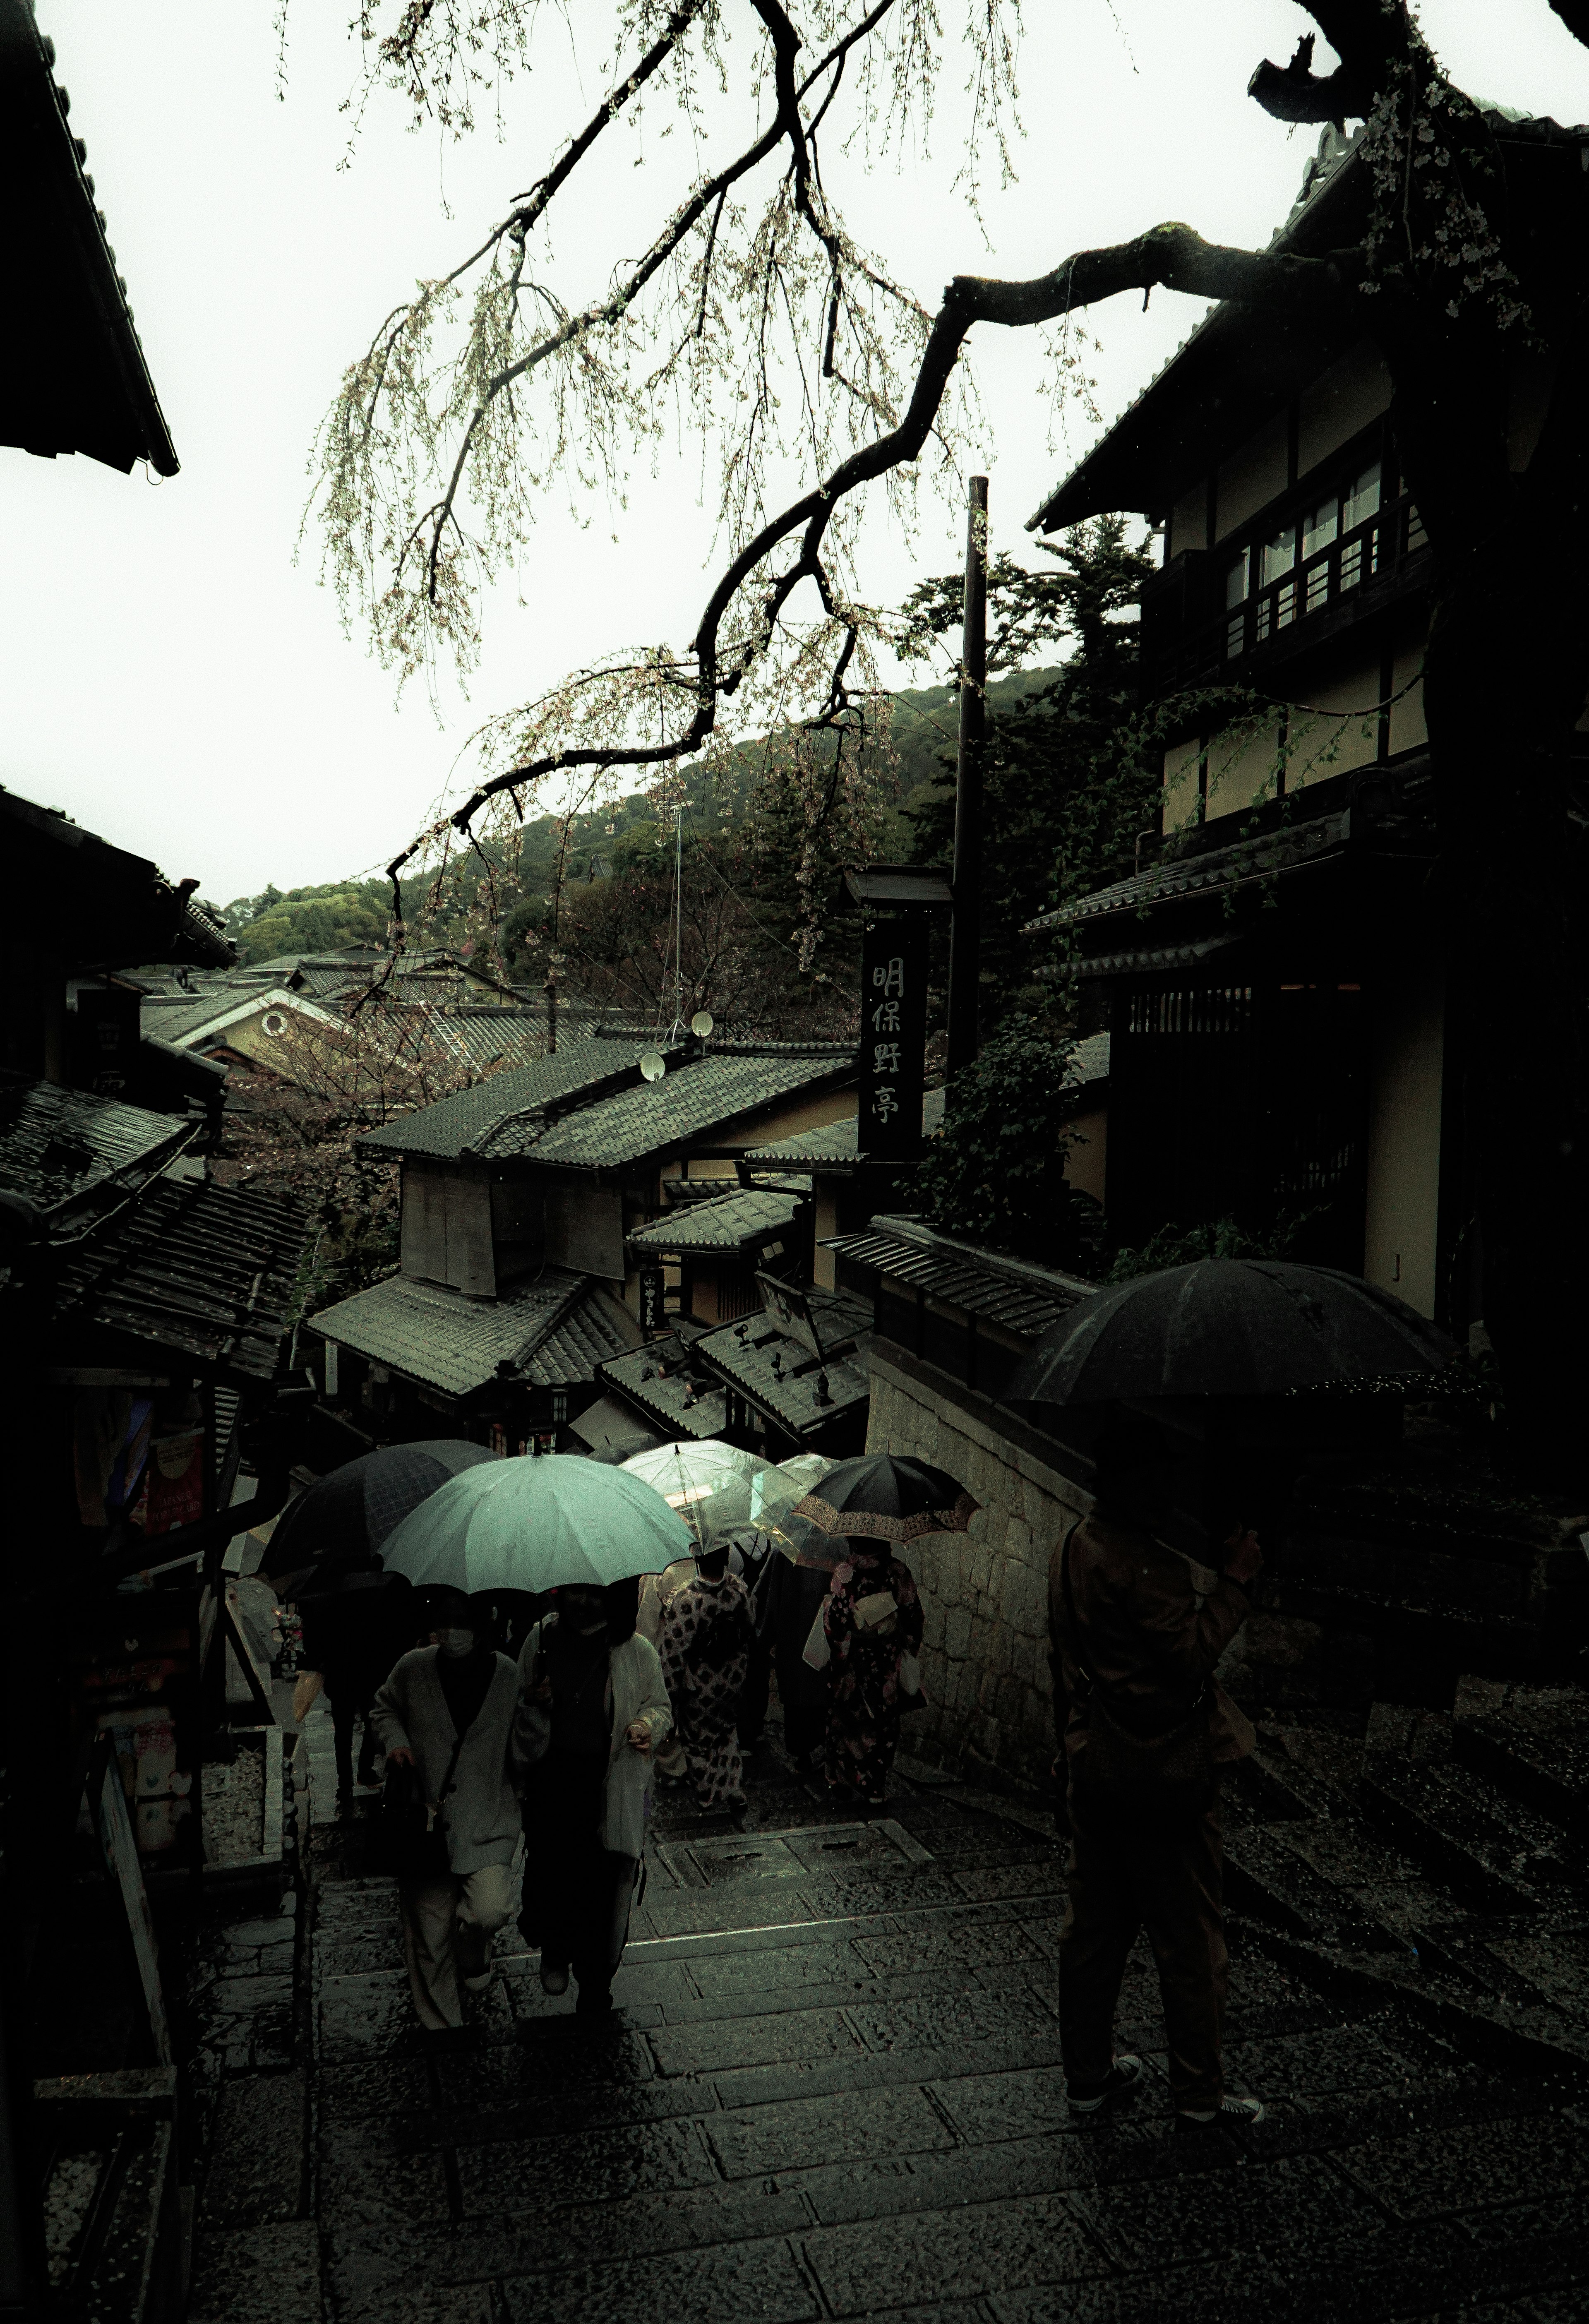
<box><xmin>865</xmin><ymin>1344</ymin><xmax>1091</xmax><ymax>1791</ymax></box>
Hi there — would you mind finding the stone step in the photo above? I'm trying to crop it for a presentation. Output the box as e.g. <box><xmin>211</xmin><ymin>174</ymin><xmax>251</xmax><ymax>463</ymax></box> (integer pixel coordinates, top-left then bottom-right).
<box><xmin>1360</xmin><ymin>1704</ymin><xmax>1581</xmax><ymax>1915</ymax></box>
<box><xmin>1453</xmin><ymin>1674</ymin><xmax>1589</xmax><ymax>1837</ymax></box>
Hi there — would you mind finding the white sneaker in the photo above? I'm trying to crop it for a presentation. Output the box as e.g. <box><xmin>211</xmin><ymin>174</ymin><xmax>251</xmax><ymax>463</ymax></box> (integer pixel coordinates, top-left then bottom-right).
<box><xmin>1176</xmin><ymin>2094</ymin><xmax>1266</xmax><ymax>2130</ymax></box>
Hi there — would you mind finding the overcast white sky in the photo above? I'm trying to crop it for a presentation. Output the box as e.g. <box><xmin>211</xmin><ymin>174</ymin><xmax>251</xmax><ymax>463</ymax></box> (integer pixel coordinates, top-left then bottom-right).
<box><xmin>7</xmin><ymin>2</ymin><xmax>1586</xmax><ymax>906</ymax></box>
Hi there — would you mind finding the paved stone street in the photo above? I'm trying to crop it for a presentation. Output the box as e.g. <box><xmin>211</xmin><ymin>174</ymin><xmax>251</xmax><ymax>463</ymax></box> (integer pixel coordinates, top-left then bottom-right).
<box><xmin>182</xmin><ymin>1693</ymin><xmax>1589</xmax><ymax>2324</ymax></box>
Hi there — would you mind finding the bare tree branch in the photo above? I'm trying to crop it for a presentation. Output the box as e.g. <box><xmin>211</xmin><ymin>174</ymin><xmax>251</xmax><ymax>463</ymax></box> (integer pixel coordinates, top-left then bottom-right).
<box><xmin>379</xmin><ymin>218</ymin><xmax>1359</xmax><ymax>910</ymax></box>
<box><xmin>1249</xmin><ymin>33</ymin><xmax>1369</xmax><ymax>125</ymax></box>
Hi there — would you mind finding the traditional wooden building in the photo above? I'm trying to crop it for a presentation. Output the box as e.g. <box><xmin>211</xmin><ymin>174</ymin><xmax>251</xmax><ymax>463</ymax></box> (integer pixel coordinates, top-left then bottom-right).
<box><xmin>1020</xmin><ymin>122</ymin><xmax>1547</xmax><ymax>1323</ymax></box>
<box><xmin>307</xmin><ymin>1039</ymin><xmax>858</xmax><ymax>1451</ymax></box>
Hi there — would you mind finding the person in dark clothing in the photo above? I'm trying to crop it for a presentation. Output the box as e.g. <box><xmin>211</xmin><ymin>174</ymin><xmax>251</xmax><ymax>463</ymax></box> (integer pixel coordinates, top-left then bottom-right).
<box><xmin>515</xmin><ymin>1580</ymin><xmax>671</xmax><ymax>2017</ymax></box>
<box><xmin>754</xmin><ymin>1550</ymin><xmax>831</xmax><ymax>1772</ymax></box>
<box><xmin>297</xmin><ymin>1561</ymin><xmax>415</xmax><ymax>1802</ymax></box>
<box><xmin>1048</xmin><ymin>1416</ymin><xmax>1266</xmax><ymax>2130</ymax></box>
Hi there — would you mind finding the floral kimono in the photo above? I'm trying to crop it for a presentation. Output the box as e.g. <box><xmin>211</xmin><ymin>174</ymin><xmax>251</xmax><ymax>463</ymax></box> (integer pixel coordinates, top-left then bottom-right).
<box><xmin>822</xmin><ymin>1550</ymin><xmax>924</xmax><ymax>1803</ymax></box>
<box><xmin>659</xmin><ymin>1569</ymin><xmax>756</xmax><ymax>1809</ymax></box>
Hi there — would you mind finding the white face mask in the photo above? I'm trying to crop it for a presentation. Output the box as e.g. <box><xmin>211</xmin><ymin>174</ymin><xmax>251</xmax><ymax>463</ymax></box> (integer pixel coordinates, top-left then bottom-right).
<box><xmin>435</xmin><ymin>1628</ymin><xmax>475</xmax><ymax>1659</ymax></box>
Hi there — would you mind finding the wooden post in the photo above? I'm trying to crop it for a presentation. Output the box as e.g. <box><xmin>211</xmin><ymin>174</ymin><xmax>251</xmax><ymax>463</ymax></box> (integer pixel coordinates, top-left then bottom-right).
<box><xmin>946</xmin><ymin>475</ymin><xmax>989</xmax><ymax>1079</ymax></box>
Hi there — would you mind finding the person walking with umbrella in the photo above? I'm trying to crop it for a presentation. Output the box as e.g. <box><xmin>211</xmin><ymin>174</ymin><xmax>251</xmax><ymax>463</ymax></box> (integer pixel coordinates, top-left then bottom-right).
<box><xmin>1047</xmin><ymin>1414</ymin><xmax>1265</xmax><ymax>2130</ymax></box>
<box><xmin>370</xmin><ymin>1586</ymin><xmax>523</xmax><ymax>2031</ymax></box>
<box><xmin>1005</xmin><ymin>1253</ymin><xmax>1450</xmax><ymax>2129</ymax></box>
<box><xmin>515</xmin><ymin>1579</ymin><xmax>672</xmax><ymax>2016</ymax></box>
<box><xmin>794</xmin><ymin>1456</ymin><xmax>972</xmax><ymax>1810</ymax></box>
<box><xmin>658</xmin><ymin>1537</ymin><xmax>757</xmax><ymax>1817</ymax></box>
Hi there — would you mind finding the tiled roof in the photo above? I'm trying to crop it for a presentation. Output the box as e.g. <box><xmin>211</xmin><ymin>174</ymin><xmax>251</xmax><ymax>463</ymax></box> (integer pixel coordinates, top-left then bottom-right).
<box><xmin>430</xmin><ymin>1010</ymin><xmax>557</xmax><ymax>1074</ymax></box>
<box><xmin>0</xmin><ymin>1072</ymin><xmax>190</xmax><ymax>1230</ymax></box>
<box><xmin>50</xmin><ymin>1179</ymin><xmax>312</xmax><ymax>1380</ymax></box>
<box><xmin>628</xmin><ymin>1187</ymin><xmax>805</xmax><ymax>1255</ymax></box>
<box><xmin>307</xmin><ymin>1267</ymin><xmax>638</xmax><ymax>1398</ymax></box>
<box><xmin>694</xmin><ymin>1286</ymin><xmax>871</xmax><ymax>1437</ymax></box>
<box><xmin>528</xmin><ymin>1049</ymin><xmax>855</xmax><ymax>1171</ymax></box>
<box><xmin>356</xmin><ymin>1043</ymin><xmax>670</xmax><ymax>1160</ymax></box>
<box><xmin>1025</xmin><ymin>814</ymin><xmax>1351</xmax><ymax>936</ymax></box>
<box><xmin>823</xmin><ymin>1214</ymin><xmax>1095</xmax><ymax>1340</ymax></box>
<box><xmin>2</xmin><ymin>3</ymin><xmax>178</xmax><ymax>475</ymax></box>
<box><xmin>596</xmin><ymin>1333</ymin><xmax>727</xmax><ymax>1440</ymax></box>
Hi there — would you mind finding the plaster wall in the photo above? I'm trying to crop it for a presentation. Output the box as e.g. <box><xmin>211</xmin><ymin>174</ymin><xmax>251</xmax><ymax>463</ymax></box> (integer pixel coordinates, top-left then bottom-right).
<box><xmin>1287</xmin><ymin>651</ymin><xmax>1384</xmax><ymax>785</ymax></box>
<box><xmin>1388</xmin><ymin>626</ymin><xmax>1429</xmax><ymax>755</ymax></box>
<box><xmin>812</xmin><ymin>1186</ymin><xmax>840</xmax><ymax>1287</ymax></box>
<box><xmin>865</xmin><ymin>1347</ymin><xmax>1090</xmax><ymax>1790</ymax></box>
<box><xmin>1167</xmin><ymin>478</ymin><xmax>1208</xmax><ymax>561</ymax></box>
<box><xmin>1065</xmin><ymin>1108</ymin><xmax>1107</xmax><ymax>1205</ymax></box>
<box><xmin>1162</xmin><ymin>734</ymin><xmax>1203</xmax><ymax>832</ymax></box>
<box><xmin>1206</xmin><ymin>713</ymin><xmax>1284</xmax><ymax>821</ymax></box>
<box><xmin>1296</xmin><ymin>343</ymin><xmax>1392</xmax><ymax>478</ymax></box>
<box><xmin>1362</xmin><ymin>961</ymin><xmax>1444</xmax><ymax>1318</ymax></box>
<box><xmin>1215</xmin><ymin>415</ymin><xmax>1287</xmax><ymax>544</ymax></box>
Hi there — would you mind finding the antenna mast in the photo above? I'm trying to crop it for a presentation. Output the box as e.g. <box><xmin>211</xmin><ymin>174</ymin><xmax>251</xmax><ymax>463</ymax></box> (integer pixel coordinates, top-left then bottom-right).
<box><xmin>666</xmin><ymin>800</ymin><xmax>686</xmax><ymax>1041</ymax></box>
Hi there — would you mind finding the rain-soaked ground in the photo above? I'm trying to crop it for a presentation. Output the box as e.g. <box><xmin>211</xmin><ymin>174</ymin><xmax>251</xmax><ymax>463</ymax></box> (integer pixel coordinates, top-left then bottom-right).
<box><xmin>181</xmin><ymin>1685</ymin><xmax>1589</xmax><ymax>2324</ymax></box>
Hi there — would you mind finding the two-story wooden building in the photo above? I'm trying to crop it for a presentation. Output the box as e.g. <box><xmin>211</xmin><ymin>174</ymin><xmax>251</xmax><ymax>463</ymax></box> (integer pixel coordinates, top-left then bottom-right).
<box><xmin>1020</xmin><ymin>123</ymin><xmax>1548</xmax><ymax>1326</ymax></box>
<box><xmin>306</xmin><ymin>1039</ymin><xmax>859</xmax><ymax>1450</ymax></box>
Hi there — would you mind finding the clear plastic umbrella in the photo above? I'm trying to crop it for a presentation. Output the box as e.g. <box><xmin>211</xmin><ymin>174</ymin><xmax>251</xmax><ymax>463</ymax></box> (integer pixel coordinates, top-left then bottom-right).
<box><xmin>619</xmin><ymin>1440</ymin><xmax>775</xmax><ymax>1552</ymax></box>
<box><xmin>379</xmin><ymin>1453</ymin><xmax>692</xmax><ymax>1593</ymax></box>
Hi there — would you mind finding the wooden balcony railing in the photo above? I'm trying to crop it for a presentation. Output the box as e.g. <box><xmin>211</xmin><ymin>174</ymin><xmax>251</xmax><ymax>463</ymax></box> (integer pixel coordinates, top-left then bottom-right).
<box><xmin>1141</xmin><ymin>492</ymin><xmax>1430</xmax><ymax>693</ymax></box>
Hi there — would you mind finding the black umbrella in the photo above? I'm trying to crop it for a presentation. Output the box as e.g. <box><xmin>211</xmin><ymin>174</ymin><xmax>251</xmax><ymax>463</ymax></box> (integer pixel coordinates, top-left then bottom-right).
<box><xmin>263</xmin><ymin>1439</ymin><xmax>496</xmax><ymax>1580</ymax></box>
<box><xmin>792</xmin><ymin>1452</ymin><xmax>979</xmax><ymax>1546</ymax></box>
<box><xmin>1006</xmin><ymin>1259</ymin><xmax>1451</xmax><ymax>1405</ymax></box>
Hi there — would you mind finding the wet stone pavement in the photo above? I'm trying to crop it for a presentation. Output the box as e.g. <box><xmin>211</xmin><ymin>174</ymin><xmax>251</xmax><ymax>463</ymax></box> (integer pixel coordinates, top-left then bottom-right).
<box><xmin>183</xmin><ymin>1693</ymin><xmax>1589</xmax><ymax>2324</ymax></box>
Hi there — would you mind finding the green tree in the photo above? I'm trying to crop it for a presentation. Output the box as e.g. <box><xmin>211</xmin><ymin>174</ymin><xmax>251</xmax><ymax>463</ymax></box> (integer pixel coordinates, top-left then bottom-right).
<box><xmin>899</xmin><ymin>522</ymin><xmax>1157</xmax><ymax>1024</ymax></box>
<box><xmin>917</xmin><ymin>1021</ymin><xmax>1101</xmax><ymax>1273</ymax></box>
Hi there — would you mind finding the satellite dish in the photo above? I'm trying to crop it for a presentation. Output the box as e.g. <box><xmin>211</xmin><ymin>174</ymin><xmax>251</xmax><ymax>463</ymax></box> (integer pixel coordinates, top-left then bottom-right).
<box><xmin>638</xmin><ymin>1051</ymin><xmax>666</xmax><ymax>1083</ymax></box>
<box><xmin>690</xmin><ymin>1011</ymin><xmax>714</xmax><ymax>1039</ymax></box>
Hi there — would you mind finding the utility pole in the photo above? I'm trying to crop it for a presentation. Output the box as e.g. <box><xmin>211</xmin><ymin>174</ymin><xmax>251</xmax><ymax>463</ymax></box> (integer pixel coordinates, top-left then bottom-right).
<box><xmin>667</xmin><ymin>800</ymin><xmax>686</xmax><ymax>1041</ymax></box>
<box><xmin>946</xmin><ymin>474</ymin><xmax>988</xmax><ymax>1079</ymax></box>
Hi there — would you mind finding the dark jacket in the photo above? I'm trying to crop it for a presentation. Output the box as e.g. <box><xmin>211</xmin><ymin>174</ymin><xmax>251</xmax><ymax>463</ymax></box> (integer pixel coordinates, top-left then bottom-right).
<box><xmin>1048</xmin><ymin>1512</ymin><xmax>1256</xmax><ymax>1768</ymax></box>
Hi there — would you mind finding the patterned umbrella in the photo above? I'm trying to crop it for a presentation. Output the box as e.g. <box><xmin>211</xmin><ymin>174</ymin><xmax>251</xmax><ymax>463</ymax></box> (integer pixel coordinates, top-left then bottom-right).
<box><xmin>262</xmin><ymin>1439</ymin><xmax>495</xmax><ymax>1579</ymax></box>
<box><xmin>792</xmin><ymin>1452</ymin><xmax>978</xmax><ymax>1546</ymax></box>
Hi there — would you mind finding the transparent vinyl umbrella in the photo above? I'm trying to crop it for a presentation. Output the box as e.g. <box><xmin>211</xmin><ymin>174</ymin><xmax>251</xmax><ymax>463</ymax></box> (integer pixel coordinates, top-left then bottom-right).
<box><xmin>619</xmin><ymin>1439</ymin><xmax>775</xmax><ymax>1550</ymax></box>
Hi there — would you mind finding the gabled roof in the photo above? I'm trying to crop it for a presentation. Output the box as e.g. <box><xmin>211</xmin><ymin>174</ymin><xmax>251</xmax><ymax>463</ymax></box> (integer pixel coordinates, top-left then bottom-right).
<box><xmin>307</xmin><ymin>1266</ymin><xmax>641</xmax><ymax>1399</ymax></box>
<box><xmin>1</xmin><ymin>0</ymin><xmax>177</xmax><ymax>475</ymax></box>
<box><xmin>1</xmin><ymin>790</ymin><xmax>233</xmax><ymax>971</ymax></box>
<box><xmin>0</xmin><ymin>1071</ymin><xmax>191</xmax><ymax>1234</ymax></box>
<box><xmin>527</xmin><ymin>1048</ymin><xmax>856</xmax><ymax>1172</ymax></box>
<box><xmin>356</xmin><ymin>1042</ymin><xmax>673</xmax><ymax>1161</ymax></box>
<box><xmin>139</xmin><ymin>986</ymin><xmax>337</xmax><ymax>1049</ymax></box>
<box><xmin>50</xmin><ymin>1179</ymin><xmax>312</xmax><ymax>1381</ymax></box>
<box><xmin>627</xmin><ymin>1186</ymin><xmax>805</xmax><ymax>1256</ymax></box>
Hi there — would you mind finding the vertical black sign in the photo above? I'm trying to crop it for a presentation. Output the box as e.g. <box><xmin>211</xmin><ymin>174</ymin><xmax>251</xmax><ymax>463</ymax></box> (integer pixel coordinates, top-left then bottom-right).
<box><xmin>859</xmin><ymin>918</ymin><xmax>927</xmax><ymax>1159</ymax></box>
<box><xmin>638</xmin><ymin>1268</ymin><xmax>667</xmax><ymax>1333</ymax></box>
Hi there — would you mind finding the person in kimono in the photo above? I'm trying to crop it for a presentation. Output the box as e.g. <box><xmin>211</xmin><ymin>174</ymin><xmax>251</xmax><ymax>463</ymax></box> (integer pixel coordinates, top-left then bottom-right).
<box><xmin>657</xmin><ymin>1541</ymin><xmax>757</xmax><ymax>1815</ymax></box>
<box><xmin>822</xmin><ymin>1541</ymin><xmax>924</xmax><ymax>1807</ymax></box>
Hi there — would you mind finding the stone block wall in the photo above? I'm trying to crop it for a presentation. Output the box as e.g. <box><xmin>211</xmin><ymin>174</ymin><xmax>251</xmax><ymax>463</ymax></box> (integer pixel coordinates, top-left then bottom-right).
<box><xmin>865</xmin><ymin>1346</ymin><xmax>1091</xmax><ymax>1791</ymax></box>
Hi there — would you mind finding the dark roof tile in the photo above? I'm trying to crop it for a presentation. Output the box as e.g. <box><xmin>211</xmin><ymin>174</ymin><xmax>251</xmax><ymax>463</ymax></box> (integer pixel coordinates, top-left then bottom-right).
<box><xmin>307</xmin><ymin>1267</ymin><xmax>637</xmax><ymax>1398</ymax></box>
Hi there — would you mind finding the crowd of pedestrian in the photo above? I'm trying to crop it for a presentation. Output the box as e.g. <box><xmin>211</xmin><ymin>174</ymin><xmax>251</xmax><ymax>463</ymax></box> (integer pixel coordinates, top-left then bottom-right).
<box><xmin>291</xmin><ymin>1423</ymin><xmax>1277</xmax><ymax>2134</ymax></box>
<box><xmin>301</xmin><ymin>1509</ymin><xmax>924</xmax><ymax>2033</ymax></box>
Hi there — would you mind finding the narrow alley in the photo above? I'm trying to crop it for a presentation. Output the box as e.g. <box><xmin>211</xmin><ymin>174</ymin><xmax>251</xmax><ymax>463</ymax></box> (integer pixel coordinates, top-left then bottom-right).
<box><xmin>180</xmin><ymin>1693</ymin><xmax>1589</xmax><ymax>2324</ymax></box>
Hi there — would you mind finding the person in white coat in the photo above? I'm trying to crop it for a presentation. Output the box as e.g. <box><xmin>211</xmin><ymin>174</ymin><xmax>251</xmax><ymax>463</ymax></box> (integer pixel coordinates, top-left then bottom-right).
<box><xmin>515</xmin><ymin>1577</ymin><xmax>671</xmax><ymax>2017</ymax></box>
<box><xmin>371</xmin><ymin>1588</ymin><xmax>523</xmax><ymax>2032</ymax></box>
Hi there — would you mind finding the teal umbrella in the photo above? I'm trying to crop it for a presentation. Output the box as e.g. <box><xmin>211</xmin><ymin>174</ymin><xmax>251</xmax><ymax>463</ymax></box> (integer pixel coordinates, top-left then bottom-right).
<box><xmin>378</xmin><ymin>1453</ymin><xmax>692</xmax><ymax>1593</ymax></box>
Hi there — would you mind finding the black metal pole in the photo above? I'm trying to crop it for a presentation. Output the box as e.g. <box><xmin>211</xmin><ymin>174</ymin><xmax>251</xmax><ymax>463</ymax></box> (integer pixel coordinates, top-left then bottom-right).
<box><xmin>946</xmin><ymin>474</ymin><xmax>988</xmax><ymax>1078</ymax></box>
